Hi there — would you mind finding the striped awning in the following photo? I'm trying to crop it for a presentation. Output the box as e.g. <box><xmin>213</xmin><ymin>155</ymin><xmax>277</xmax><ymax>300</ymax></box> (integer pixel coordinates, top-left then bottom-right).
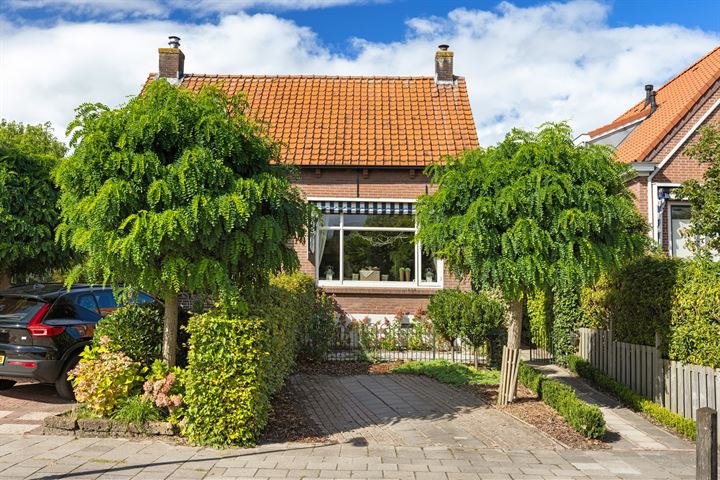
<box><xmin>311</xmin><ymin>200</ymin><xmax>415</xmax><ymax>215</ymax></box>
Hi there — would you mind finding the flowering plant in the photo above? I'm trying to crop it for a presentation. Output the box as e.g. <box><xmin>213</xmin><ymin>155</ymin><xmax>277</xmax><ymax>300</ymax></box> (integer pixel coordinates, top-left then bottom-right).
<box><xmin>143</xmin><ymin>360</ymin><xmax>184</xmax><ymax>417</ymax></box>
<box><xmin>68</xmin><ymin>336</ymin><xmax>145</xmax><ymax>416</ymax></box>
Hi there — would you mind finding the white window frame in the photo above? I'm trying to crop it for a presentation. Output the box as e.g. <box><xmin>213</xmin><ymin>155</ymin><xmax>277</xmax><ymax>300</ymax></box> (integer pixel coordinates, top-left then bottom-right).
<box><xmin>311</xmin><ymin>200</ymin><xmax>443</xmax><ymax>289</ymax></box>
<box><xmin>668</xmin><ymin>202</ymin><xmax>694</xmax><ymax>258</ymax></box>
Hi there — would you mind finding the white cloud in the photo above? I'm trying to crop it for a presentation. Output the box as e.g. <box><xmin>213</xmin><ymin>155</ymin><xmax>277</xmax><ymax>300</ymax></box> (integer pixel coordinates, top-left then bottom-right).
<box><xmin>6</xmin><ymin>0</ymin><xmax>380</xmax><ymax>19</ymax></box>
<box><xmin>0</xmin><ymin>1</ymin><xmax>718</xmax><ymax>147</ymax></box>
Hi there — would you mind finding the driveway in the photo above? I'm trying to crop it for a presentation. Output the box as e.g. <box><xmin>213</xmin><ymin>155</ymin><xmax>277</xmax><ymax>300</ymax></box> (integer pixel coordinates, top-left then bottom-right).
<box><xmin>289</xmin><ymin>373</ymin><xmax>560</xmax><ymax>449</ymax></box>
<box><xmin>0</xmin><ymin>381</ymin><xmax>73</xmax><ymax>435</ymax></box>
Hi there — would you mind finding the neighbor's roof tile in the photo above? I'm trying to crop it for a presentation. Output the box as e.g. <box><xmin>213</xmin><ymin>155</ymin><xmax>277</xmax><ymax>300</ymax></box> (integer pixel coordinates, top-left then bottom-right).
<box><xmin>589</xmin><ymin>46</ymin><xmax>720</xmax><ymax>163</ymax></box>
<box><xmin>142</xmin><ymin>74</ymin><xmax>478</xmax><ymax>167</ymax></box>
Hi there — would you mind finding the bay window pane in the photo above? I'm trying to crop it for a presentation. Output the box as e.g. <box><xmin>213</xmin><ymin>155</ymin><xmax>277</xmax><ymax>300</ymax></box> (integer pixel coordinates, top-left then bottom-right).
<box><xmin>318</xmin><ymin>230</ymin><xmax>340</xmax><ymax>281</ymax></box>
<box><xmin>344</xmin><ymin>214</ymin><xmax>414</xmax><ymax>229</ymax></box>
<box><xmin>420</xmin><ymin>250</ymin><xmax>438</xmax><ymax>283</ymax></box>
<box><xmin>343</xmin><ymin>230</ymin><xmax>415</xmax><ymax>282</ymax></box>
<box><xmin>321</xmin><ymin>214</ymin><xmax>341</xmax><ymax>227</ymax></box>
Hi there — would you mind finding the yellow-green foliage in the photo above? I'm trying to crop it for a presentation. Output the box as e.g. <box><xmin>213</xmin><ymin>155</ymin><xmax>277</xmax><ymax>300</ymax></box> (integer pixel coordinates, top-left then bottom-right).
<box><xmin>526</xmin><ymin>290</ymin><xmax>551</xmax><ymax>349</ymax></box>
<box><xmin>68</xmin><ymin>337</ymin><xmax>145</xmax><ymax>416</ymax></box>
<box><xmin>669</xmin><ymin>259</ymin><xmax>720</xmax><ymax>368</ymax></box>
<box><xmin>182</xmin><ymin>272</ymin><xmax>331</xmax><ymax>447</ymax></box>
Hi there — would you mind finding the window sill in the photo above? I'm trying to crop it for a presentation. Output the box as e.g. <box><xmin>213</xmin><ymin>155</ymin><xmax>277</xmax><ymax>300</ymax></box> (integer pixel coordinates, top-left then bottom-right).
<box><xmin>319</xmin><ymin>284</ymin><xmax>443</xmax><ymax>295</ymax></box>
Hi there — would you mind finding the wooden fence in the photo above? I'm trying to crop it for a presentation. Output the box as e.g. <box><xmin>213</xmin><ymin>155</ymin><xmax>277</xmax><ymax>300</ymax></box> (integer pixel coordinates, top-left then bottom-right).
<box><xmin>578</xmin><ymin>328</ymin><xmax>720</xmax><ymax>422</ymax></box>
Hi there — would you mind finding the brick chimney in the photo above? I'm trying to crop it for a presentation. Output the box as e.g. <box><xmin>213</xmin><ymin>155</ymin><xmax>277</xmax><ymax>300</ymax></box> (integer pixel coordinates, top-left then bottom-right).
<box><xmin>158</xmin><ymin>36</ymin><xmax>184</xmax><ymax>81</ymax></box>
<box><xmin>435</xmin><ymin>44</ymin><xmax>454</xmax><ymax>84</ymax></box>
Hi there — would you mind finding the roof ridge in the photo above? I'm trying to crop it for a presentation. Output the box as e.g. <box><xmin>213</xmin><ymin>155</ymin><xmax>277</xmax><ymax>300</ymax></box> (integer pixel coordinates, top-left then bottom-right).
<box><xmin>614</xmin><ymin>45</ymin><xmax>720</xmax><ymax>121</ymax></box>
<box><xmin>178</xmin><ymin>73</ymin><xmax>467</xmax><ymax>81</ymax></box>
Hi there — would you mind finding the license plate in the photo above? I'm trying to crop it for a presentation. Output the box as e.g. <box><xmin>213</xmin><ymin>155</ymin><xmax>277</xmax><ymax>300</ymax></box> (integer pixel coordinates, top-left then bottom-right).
<box><xmin>0</xmin><ymin>355</ymin><xmax>4</xmax><ymax>365</ymax></box>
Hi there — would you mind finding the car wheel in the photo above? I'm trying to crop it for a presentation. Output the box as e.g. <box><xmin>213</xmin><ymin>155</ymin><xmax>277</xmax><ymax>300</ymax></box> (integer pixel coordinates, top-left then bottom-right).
<box><xmin>55</xmin><ymin>355</ymin><xmax>79</xmax><ymax>401</ymax></box>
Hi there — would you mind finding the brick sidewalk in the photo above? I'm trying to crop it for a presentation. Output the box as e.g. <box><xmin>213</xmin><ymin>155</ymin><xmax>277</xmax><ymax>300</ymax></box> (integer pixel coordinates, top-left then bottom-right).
<box><xmin>0</xmin><ymin>434</ymin><xmax>696</xmax><ymax>479</ymax></box>
<box><xmin>0</xmin><ymin>382</ymin><xmax>73</xmax><ymax>435</ymax></box>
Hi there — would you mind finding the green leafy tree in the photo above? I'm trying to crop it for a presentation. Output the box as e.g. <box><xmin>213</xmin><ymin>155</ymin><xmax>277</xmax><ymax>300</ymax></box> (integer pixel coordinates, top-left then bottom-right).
<box><xmin>460</xmin><ymin>291</ymin><xmax>504</xmax><ymax>368</ymax></box>
<box><xmin>55</xmin><ymin>80</ymin><xmax>312</xmax><ymax>366</ymax></box>
<box><xmin>417</xmin><ymin>123</ymin><xmax>647</xmax><ymax>395</ymax></box>
<box><xmin>677</xmin><ymin>123</ymin><xmax>720</xmax><ymax>253</ymax></box>
<box><xmin>0</xmin><ymin>120</ymin><xmax>69</xmax><ymax>288</ymax></box>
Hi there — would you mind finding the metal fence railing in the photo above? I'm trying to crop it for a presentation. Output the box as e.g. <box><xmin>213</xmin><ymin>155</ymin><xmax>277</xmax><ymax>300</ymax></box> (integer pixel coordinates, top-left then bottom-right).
<box><xmin>326</xmin><ymin>317</ymin><xmax>488</xmax><ymax>365</ymax></box>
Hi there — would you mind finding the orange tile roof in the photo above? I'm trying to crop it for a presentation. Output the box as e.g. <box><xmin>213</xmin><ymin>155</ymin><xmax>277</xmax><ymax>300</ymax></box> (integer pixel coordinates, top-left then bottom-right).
<box><xmin>143</xmin><ymin>74</ymin><xmax>479</xmax><ymax>167</ymax></box>
<box><xmin>590</xmin><ymin>45</ymin><xmax>720</xmax><ymax>163</ymax></box>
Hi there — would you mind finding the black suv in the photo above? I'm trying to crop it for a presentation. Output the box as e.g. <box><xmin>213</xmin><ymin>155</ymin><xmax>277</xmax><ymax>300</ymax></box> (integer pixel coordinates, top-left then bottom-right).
<box><xmin>0</xmin><ymin>283</ymin><xmax>157</xmax><ymax>399</ymax></box>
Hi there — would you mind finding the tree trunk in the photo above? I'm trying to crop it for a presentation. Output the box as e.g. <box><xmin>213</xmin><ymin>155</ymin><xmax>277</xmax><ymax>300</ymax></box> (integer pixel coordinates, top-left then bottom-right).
<box><xmin>502</xmin><ymin>297</ymin><xmax>524</xmax><ymax>402</ymax></box>
<box><xmin>162</xmin><ymin>292</ymin><xmax>179</xmax><ymax>367</ymax></box>
<box><xmin>506</xmin><ymin>298</ymin><xmax>523</xmax><ymax>350</ymax></box>
<box><xmin>0</xmin><ymin>273</ymin><xmax>11</xmax><ymax>290</ymax></box>
<box><xmin>474</xmin><ymin>347</ymin><xmax>478</xmax><ymax>369</ymax></box>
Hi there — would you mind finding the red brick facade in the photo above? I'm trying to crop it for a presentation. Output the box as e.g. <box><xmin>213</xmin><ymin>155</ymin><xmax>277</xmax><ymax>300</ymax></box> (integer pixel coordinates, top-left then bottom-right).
<box><xmin>291</xmin><ymin>167</ymin><xmax>469</xmax><ymax>319</ymax></box>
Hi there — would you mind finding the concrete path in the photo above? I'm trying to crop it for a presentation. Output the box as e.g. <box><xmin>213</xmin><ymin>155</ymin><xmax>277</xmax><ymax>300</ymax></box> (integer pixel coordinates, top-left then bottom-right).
<box><xmin>0</xmin><ymin>382</ymin><xmax>73</xmax><ymax>435</ymax></box>
<box><xmin>0</xmin><ymin>434</ymin><xmax>697</xmax><ymax>479</ymax></box>
<box><xmin>530</xmin><ymin>363</ymin><xmax>693</xmax><ymax>451</ymax></box>
<box><xmin>290</xmin><ymin>374</ymin><xmax>559</xmax><ymax>449</ymax></box>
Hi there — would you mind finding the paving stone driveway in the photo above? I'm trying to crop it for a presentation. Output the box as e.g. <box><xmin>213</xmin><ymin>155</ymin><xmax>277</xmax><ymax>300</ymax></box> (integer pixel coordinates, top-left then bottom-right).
<box><xmin>0</xmin><ymin>382</ymin><xmax>72</xmax><ymax>435</ymax></box>
<box><xmin>289</xmin><ymin>374</ymin><xmax>559</xmax><ymax>449</ymax></box>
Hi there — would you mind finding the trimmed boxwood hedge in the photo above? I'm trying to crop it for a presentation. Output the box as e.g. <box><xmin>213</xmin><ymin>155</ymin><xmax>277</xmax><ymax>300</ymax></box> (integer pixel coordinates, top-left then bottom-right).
<box><xmin>566</xmin><ymin>355</ymin><xmax>696</xmax><ymax>440</ymax></box>
<box><xmin>517</xmin><ymin>362</ymin><xmax>606</xmax><ymax>439</ymax></box>
<box><xmin>182</xmin><ymin>272</ymin><xmax>334</xmax><ymax>447</ymax></box>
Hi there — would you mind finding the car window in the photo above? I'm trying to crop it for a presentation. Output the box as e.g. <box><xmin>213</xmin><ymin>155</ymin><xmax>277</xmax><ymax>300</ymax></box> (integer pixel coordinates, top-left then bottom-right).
<box><xmin>74</xmin><ymin>294</ymin><xmax>99</xmax><ymax>314</ymax></box>
<box><xmin>136</xmin><ymin>293</ymin><xmax>155</xmax><ymax>304</ymax></box>
<box><xmin>46</xmin><ymin>296</ymin><xmax>101</xmax><ymax>322</ymax></box>
<box><xmin>94</xmin><ymin>290</ymin><xmax>119</xmax><ymax>317</ymax></box>
<box><xmin>0</xmin><ymin>296</ymin><xmax>46</xmax><ymax>324</ymax></box>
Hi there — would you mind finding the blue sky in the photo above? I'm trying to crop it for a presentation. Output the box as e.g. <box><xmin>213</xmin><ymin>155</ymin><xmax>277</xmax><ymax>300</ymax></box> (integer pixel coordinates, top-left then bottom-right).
<box><xmin>1</xmin><ymin>0</ymin><xmax>719</xmax><ymax>145</ymax></box>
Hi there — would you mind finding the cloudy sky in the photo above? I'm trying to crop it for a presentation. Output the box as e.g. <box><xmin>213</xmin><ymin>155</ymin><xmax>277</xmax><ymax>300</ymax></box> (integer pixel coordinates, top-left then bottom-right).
<box><xmin>1</xmin><ymin>0</ymin><xmax>718</xmax><ymax>146</ymax></box>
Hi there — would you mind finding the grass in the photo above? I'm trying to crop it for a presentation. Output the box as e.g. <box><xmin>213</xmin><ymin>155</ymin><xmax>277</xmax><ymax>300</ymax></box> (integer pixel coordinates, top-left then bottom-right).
<box><xmin>110</xmin><ymin>395</ymin><xmax>163</xmax><ymax>425</ymax></box>
<box><xmin>392</xmin><ymin>360</ymin><xmax>500</xmax><ymax>386</ymax></box>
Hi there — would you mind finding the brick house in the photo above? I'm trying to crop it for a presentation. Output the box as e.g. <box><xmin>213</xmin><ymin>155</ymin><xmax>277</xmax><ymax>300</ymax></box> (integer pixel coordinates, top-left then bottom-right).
<box><xmin>147</xmin><ymin>38</ymin><xmax>478</xmax><ymax>320</ymax></box>
<box><xmin>578</xmin><ymin>46</ymin><xmax>720</xmax><ymax>256</ymax></box>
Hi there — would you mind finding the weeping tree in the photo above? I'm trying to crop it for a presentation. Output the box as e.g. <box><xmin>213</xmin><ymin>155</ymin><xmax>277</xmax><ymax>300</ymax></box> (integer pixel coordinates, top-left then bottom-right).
<box><xmin>416</xmin><ymin>122</ymin><xmax>647</xmax><ymax>399</ymax></box>
<box><xmin>55</xmin><ymin>80</ymin><xmax>312</xmax><ymax>366</ymax></box>
<box><xmin>0</xmin><ymin>120</ymin><xmax>69</xmax><ymax>288</ymax></box>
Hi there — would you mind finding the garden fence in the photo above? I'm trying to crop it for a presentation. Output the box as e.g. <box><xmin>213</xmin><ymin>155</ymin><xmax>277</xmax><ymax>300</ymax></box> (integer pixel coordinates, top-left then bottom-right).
<box><xmin>578</xmin><ymin>327</ymin><xmax>720</xmax><ymax>423</ymax></box>
<box><xmin>325</xmin><ymin>319</ymin><xmax>488</xmax><ymax>364</ymax></box>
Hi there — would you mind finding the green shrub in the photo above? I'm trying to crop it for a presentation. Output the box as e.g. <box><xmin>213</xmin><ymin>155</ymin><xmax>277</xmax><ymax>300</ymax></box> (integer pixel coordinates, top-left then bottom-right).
<box><xmin>581</xmin><ymin>255</ymin><xmax>679</xmax><ymax>348</ymax></box>
<box><xmin>427</xmin><ymin>289</ymin><xmax>465</xmax><ymax>350</ymax></box>
<box><xmin>526</xmin><ymin>290</ymin><xmax>552</xmax><ymax>351</ymax></box>
<box><xmin>552</xmin><ymin>284</ymin><xmax>582</xmax><ymax>363</ymax></box>
<box><xmin>460</xmin><ymin>291</ymin><xmax>504</xmax><ymax>368</ymax></box>
<box><xmin>566</xmin><ymin>355</ymin><xmax>696</xmax><ymax>440</ymax></box>
<box><xmin>518</xmin><ymin>362</ymin><xmax>543</xmax><ymax>394</ymax></box>
<box><xmin>393</xmin><ymin>360</ymin><xmax>500</xmax><ymax>386</ymax></box>
<box><xmin>669</xmin><ymin>259</ymin><xmax>720</xmax><ymax>368</ymax></box>
<box><xmin>183</xmin><ymin>301</ymin><xmax>271</xmax><ymax>447</ymax></box>
<box><xmin>94</xmin><ymin>304</ymin><xmax>164</xmax><ymax>367</ymax></box>
<box><xmin>68</xmin><ymin>337</ymin><xmax>146</xmax><ymax>416</ymax></box>
<box><xmin>183</xmin><ymin>272</ymin><xmax>313</xmax><ymax>447</ymax></box>
<box><xmin>517</xmin><ymin>362</ymin><xmax>606</xmax><ymax>439</ymax></box>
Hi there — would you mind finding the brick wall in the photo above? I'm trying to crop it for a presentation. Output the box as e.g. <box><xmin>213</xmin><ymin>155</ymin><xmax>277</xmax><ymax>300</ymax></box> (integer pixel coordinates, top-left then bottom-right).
<box><xmin>291</xmin><ymin>167</ymin><xmax>469</xmax><ymax>317</ymax></box>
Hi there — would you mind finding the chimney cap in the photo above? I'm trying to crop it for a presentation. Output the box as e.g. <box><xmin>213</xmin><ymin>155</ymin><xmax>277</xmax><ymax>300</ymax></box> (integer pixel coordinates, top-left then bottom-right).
<box><xmin>438</xmin><ymin>44</ymin><xmax>450</xmax><ymax>51</ymax></box>
<box><xmin>645</xmin><ymin>84</ymin><xmax>653</xmax><ymax>91</ymax></box>
<box><xmin>168</xmin><ymin>36</ymin><xmax>181</xmax><ymax>48</ymax></box>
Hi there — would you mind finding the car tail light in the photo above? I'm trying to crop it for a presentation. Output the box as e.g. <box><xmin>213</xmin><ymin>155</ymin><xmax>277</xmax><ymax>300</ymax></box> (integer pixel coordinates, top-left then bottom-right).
<box><xmin>27</xmin><ymin>304</ymin><xmax>64</xmax><ymax>337</ymax></box>
<box><xmin>8</xmin><ymin>361</ymin><xmax>37</xmax><ymax>368</ymax></box>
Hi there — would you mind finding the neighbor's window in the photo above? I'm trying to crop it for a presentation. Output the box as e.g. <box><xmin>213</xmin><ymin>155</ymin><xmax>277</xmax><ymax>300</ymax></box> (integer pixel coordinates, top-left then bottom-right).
<box><xmin>670</xmin><ymin>204</ymin><xmax>692</xmax><ymax>258</ymax></box>
<box><xmin>315</xmin><ymin>212</ymin><xmax>441</xmax><ymax>286</ymax></box>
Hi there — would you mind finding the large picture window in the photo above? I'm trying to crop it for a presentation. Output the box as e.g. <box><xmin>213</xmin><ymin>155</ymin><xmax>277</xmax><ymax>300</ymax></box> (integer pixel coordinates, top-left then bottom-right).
<box><xmin>313</xmin><ymin>208</ymin><xmax>442</xmax><ymax>287</ymax></box>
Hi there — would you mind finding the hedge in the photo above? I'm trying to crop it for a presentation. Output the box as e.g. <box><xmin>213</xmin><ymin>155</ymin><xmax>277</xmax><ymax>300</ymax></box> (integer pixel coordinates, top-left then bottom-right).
<box><xmin>581</xmin><ymin>255</ymin><xmax>720</xmax><ymax>368</ymax></box>
<box><xmin>517</xmin><ymin>362</ymin><xmax>606</xmax><ymax>439</ymax></box>
<box><xmin>566</xmin><ymin>355</ymin><xmax>696</xmax><ymax>440</ymax></box>
<box><xmin>182</xmin><ymin>272</ymin><xmax>333</xmax><ymax>447</ymax></box>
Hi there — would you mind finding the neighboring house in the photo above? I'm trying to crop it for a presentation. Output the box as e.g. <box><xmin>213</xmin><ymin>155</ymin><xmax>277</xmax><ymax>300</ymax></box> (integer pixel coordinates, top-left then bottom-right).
<box><xmin>145</xmin><ymin>38</ymin><xmax>478</xmax><ymax>320</ymax></box>
<box><xmin>578</xmin><ymin>46</ymin><xmax>720</xmax><ymax>257</ymax></box>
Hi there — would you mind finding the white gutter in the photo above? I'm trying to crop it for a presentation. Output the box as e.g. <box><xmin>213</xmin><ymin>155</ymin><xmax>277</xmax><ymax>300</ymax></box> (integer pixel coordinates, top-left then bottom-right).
<box><xmin>647</xmin><ymin>97</ymin><xmax>720</xmax><ymax>242</ymax></box>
